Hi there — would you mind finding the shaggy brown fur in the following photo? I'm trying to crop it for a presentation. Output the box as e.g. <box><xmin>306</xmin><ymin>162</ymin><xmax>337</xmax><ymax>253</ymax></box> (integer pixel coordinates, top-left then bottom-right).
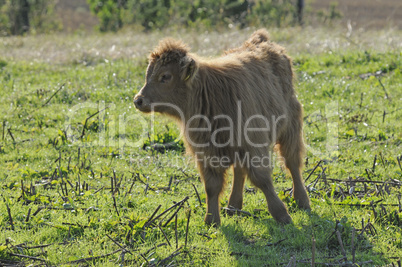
<box><xmin>134</xmin><ymin>29</ymin><xmax>310</xmax><ymax>226</ymax></box>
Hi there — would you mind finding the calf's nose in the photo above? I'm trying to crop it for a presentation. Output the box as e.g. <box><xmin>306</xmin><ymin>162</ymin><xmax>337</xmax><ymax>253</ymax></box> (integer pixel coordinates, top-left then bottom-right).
<box><xmin>134</xmin><ymin>97</ymin><xmax>143</xmax><ymax>108</ymax></box>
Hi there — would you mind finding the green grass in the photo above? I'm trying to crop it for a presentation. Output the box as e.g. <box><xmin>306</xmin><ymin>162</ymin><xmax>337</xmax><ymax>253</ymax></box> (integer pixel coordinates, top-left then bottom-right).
<box><xmin>0</xmin><ymin>28</ymin><xmax>401</xmax><ymax>266</ymax></box>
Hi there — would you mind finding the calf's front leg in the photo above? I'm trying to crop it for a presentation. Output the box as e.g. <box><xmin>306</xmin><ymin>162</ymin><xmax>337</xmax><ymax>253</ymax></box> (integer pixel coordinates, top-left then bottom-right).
<box><xmin>199</xmin><ymin>165</ymin><xmax>226</xmax><ymax>226</ymax></box>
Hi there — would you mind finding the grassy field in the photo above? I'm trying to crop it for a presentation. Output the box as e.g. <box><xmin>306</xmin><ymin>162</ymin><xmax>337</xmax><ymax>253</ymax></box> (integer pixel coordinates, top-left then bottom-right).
<box><xmin>0</xmin><ymin>27</ymin><xmax>401</xmax><ymax>266</ymax></box>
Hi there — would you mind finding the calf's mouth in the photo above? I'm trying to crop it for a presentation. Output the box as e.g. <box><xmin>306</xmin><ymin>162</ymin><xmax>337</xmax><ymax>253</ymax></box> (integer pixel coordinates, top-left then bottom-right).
<box><xmin>133</xmin><ymin>94</ymin><xmax>151</xmax><ymax>113</ymax></box>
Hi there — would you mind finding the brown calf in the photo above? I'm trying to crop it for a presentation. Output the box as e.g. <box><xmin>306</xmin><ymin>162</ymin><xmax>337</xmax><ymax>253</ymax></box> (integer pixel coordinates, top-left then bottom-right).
<box><xmin>134</xmin><ymin>29</ymin><xmax>310</xmax><ymax>226</ymax></box>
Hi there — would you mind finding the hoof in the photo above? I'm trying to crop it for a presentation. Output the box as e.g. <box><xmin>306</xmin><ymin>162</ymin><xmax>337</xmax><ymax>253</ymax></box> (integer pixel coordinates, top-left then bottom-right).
<box><xmin>294</xmin><ymin>190</ymin><xmax>311</xmax><ymax>210</ymax></box>
<box><xmin>205</xmin><ymin>214</ymin><xmax>220</xmax><ymax>227</ymax></box>
<box><xmin>296</xmin><ymin>199</ymin><xmax>311</xmax><ymax>211</ymax></box>
<box><xmin>275</xmin><ymin>214</ymin><xmax>293</xmax><ymax>225</ymax></box>
<box><xmin>224</xmin><ymin>206</ymin><xmax>242</xmax><ymax>216</ymax></box>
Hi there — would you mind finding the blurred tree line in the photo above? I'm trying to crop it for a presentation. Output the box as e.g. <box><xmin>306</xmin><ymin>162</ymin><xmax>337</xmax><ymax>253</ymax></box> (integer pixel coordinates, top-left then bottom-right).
<box><xmin>87</xmin><ymin>0</ymin><xmax>299</xmax><ymax>32</ymax></box>
<box><xmin>0</xmin><ymin>0</ymin><xmax>60</xmax><ymax>36</ymax></box>
<box><xmin>0</xmin><ymin>0</ymin><xmax>308</xmax><ymax>35</ymax></box>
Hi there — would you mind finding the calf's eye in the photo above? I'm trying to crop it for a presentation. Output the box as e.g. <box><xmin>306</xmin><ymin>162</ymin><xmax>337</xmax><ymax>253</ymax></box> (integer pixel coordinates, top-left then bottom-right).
<box><xmin>160</xmin><ymin>74</ymin><xmax>172</xmax><ymax>83</ymax></box>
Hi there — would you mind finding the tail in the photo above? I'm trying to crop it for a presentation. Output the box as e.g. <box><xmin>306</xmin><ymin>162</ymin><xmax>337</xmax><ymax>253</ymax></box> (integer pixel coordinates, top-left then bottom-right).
<box><xmin>247</xmin><ymin>29</ymin><xmax>270</xmax><ymax>45</ymax></box>
<box><xmin>224</xmin><ymin>29</ymin><xmax>270</xmax><ymax>55</ymax></box>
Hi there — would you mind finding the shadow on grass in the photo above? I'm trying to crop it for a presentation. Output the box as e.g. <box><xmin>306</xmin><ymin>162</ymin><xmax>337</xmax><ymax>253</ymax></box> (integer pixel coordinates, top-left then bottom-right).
<box><xmin>220</xmin><ymin>210</ymin><xmax>385</xmax><ymax>266</ymax></box>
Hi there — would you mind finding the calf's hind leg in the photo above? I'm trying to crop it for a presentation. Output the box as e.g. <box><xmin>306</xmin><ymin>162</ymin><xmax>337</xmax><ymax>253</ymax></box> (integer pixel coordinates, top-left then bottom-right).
<box><xmin>228</xmin><ymin>165</ymin><xmax>246</xmax><ymax>211</ymax></box>
<box><xmin>277</xmin><ymin>104</ymin><xmax>310</xmax><ymax>210</ymax></box>
<box><xmin>247</xmin><ymin>165</ymin><xmax>292</xmax><ymax>224</ymax></box>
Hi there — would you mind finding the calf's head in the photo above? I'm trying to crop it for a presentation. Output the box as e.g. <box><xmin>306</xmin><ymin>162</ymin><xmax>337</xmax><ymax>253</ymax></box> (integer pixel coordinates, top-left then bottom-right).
<box><xmin>134</xmin><ymin>38</ymin><xmax>198</xmax><ymax>117</ymax></box>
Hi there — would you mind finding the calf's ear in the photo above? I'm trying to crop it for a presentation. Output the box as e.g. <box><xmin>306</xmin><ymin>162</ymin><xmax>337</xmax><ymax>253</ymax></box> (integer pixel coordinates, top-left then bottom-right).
<box><xmin>180</xmin><ymin>56</ymin><xmax>198</xmax><ymax>82</ymax></box>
